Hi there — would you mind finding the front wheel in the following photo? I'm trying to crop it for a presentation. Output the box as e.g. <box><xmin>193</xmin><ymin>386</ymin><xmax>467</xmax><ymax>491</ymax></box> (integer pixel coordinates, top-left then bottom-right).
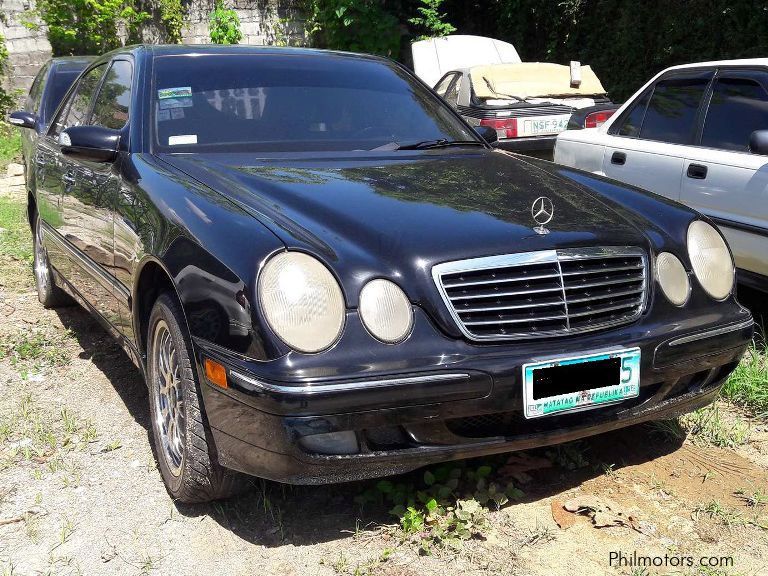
<box><xmin>147</xmin><ymin>293</ymin><xmax>246</xmax><ymax>503</ymax></box>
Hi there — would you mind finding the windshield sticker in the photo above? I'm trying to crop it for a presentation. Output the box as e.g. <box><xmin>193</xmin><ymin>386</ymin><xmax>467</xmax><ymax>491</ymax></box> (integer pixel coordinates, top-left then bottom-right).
<box><xmin>157</xmin><ymin>109</ymin><xmax>171</xmax><ymax>122</ymax></box>
<box><xmin>168</xmin><ymin>134</ymin><xmax>197</xmax><ymax>146</ymax></box>
<box><xmin>158</xmin><ymin>87</ymin><xmax>193</xmax><ymax>110</ymax></box>
<box><xmin>171</xmin><ymin>108</ymin><xmax>185</xmax><ymax>120</ymax></box>
<box><xmin>158</xmin><ymin>87</ymin><xmax>192</xmax><ymax>99</ymax></box>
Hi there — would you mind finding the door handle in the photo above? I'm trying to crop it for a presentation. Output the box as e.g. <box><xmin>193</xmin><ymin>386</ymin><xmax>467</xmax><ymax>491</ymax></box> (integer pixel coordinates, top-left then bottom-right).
<box><xmin>62</xmin><ymin>173</ymin><xmax>76</xmax><ymax>185</ymax></box>
<box><xmin>611</xmin><ymin>151</ymin><xmax>626</xmax><ymax>165</ymax></box>
<box><xmin>686</xmin><ymin>163</ymin><xmax>708</xmax><ymax>179</ymax></box>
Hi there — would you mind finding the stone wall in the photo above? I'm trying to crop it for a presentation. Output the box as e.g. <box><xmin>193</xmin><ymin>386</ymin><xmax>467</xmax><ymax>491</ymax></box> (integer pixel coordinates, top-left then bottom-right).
<box><xmin>0</xmin><ymin>0</ymin><xmax>304</xmax><ymax>98</ymax></box>
<box><xmin>0</xmin><ymin>0</ymin><xmax>53</xmax><ymax>98</ymax></box>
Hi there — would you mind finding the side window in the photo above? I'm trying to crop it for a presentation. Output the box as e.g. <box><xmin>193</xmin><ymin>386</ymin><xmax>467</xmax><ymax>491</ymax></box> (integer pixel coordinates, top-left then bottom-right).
<box><xmin>701</xmin><ymin>75</ymin><xmax>768</xmax><ymax>152</ymax></box>
<box><xmin>639</xmin><ymin>75</ymin><xmax>711</xmax><ymax>145</ymax></box>
<box><xmin>444</xmin><ymin>75</ymin><xmax>462</xmax><ymax>107</ymax></box>
<box><xmin>90</xmin><ymin>60</ymin><xmax>133</xmax><ymax>130</ymax></box>
<box><xmin>50</xmin><ymin>64</ymin><xmax>106</xmax><ymax>137</ymax></box>
<box><xmin>613</xmin><ymin>92</ymin><xmax>650</xmax><ymax>137</ymax></box>
<box><xmin>26</xmin><ymin>63</ymin><xmax>50</xmax><ymax>114</ymax></box>
<box><xmin>434</xmin><ymin>74</ymin><xmax>455</xmax><ymax>97</ymax></box>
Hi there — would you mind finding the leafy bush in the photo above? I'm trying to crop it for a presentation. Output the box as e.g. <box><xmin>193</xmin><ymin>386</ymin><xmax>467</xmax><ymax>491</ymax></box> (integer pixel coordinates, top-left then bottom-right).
<box><xmin>158</xmin><ymin>0</ymin><xmax>186</xmax><ymax>44</ymax></box>
<box><xmin>355</xmin><ymin>461</ymin><xmax>524</xmax><ymax>551</ymax></box>
<box><xmin>303</xmin><ymin>0</ymin><xmax>401</xmax><ymax>57</ymax></box>
<box><xmin>442</xmin><ymin>0</ymin><xmax>768</xmax><ymax>100</ymax></box>
<box><xmin>209</xmin><ymin>0</ymin><xmax>243</xmax><ymax>45</ymax></box>
<box><xmin>0</xmin><ymin>35</ymin><xmax>14</xmax><ymax>117</ymax></box>
<box><xmin>409</xmin><ymin>0</ymin><xmax>456</xmax><ymax>41</ymax></box>
<box><xmin>34</xmin><ymin>0</ymin><xmax>149</xmax><ymax>55</ymax></box>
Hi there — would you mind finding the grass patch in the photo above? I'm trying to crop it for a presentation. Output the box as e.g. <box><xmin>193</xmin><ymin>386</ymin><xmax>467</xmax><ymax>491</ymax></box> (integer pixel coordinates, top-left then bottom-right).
<box><xmin>0</xmin><ymin>328</ymin><xmax>72</xmax><ymax>369</ymax></box>
<box><xmin>0</xmin><ymin>124</ymin><xmax>21</xmax><ymax>171</ymax></box>
<box><xmin>680</xmin><ymin>404</ymin><xmax>750</xmax><ymax>448</ymax></box>
<box><xmin>0</xmin><ymin>196</ymin><xmax>33</xmax><ymax>290</ymax></box>
<box><xmin>721</xmin><ymin>344</ymin><xmax>768</xmax><ymax>419</ymax></box>
<box><xmin>0</xmin><ymin>392</ymin><xmax>98</xmax><ymax>473</ymax></box>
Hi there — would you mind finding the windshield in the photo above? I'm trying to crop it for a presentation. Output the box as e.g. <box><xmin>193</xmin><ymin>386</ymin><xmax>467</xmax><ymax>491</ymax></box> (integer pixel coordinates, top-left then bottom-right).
<box><xmin>151</xmin><ymin>53</ymin><xmax>477</xmax><ymax>153</ymax></box>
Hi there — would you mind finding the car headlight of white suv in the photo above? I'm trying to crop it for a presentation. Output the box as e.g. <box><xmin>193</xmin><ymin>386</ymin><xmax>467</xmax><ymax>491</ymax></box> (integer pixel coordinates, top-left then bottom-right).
<box><xmin>687</xmin><ymin>221</ymin><xmax>735</xmax><ymax>301</ymax></box>
<box><xmin>259</xmin><ymin>252</ymin><xmax>345</xmax><ymax>353</ymax></box>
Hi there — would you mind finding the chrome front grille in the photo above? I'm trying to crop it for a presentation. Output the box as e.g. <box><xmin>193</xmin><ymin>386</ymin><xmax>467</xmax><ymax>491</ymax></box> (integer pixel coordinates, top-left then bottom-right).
<box><xmin>432</xmin><ymin>247</ymin><xmax>648</xmax><ymax>341</ymax></box>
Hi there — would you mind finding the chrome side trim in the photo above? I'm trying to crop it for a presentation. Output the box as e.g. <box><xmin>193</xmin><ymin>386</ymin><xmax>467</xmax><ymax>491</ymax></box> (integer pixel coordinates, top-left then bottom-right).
<box><xmin>432</xmin><ymin>246</ymin><xmax>648</xmax><ymax>342</ymax></box>
<box><xmin>41</xmin><ymin>220</ymin><xmax>130</xmax><ymax>300</ymax></box>
<box><xmin>668</xmin><ymin>319</ymin><xmax>754</xmax><ymax>347</ymax></box>
<box><xmin>228</xmin><ymin>371</ymin><xmax>471</xmax><ymax>395</ymax></box>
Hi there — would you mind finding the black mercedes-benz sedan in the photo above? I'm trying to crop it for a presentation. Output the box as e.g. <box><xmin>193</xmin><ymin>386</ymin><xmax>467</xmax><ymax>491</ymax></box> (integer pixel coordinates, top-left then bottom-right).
<box><xmin>13</xmin><ymin>45</ymin><xmax>753</xmax><ymax>503</ymax></box>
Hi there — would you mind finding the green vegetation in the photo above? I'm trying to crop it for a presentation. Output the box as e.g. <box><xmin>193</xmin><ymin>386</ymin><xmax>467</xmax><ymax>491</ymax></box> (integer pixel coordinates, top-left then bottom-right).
<box><xmin>0</xmin><ymin>196</ymin><xmax>34</xmax><ymax>290</ymax></box>
<box><xmin>157</xmin><ymin>0</ymin><xmax>186</xmax><ymax>43</ymax></box>
<box><xmin>408</xmin><ymin>0</ymin><xmax>456</xmax><ymax>41</ymax></box>
<box><xmin>303</xmin><ymin>0</ymin><xmax>401</xmax><ymax>57</ymax></box>
<box><xmin>34</xmin><ymin>0</ymin><xmax>149</xmax><ymax>55</ymax></box>
<box><xmin>355</xmin><ymin>461</ymin><xmax>524</xmax><ymax>552</ymax></box>
<box><xmin>0</xmin><ymin>126</ymin><xmax>22</xmax><ymax>171</ymax></box>
<box><xmin>681</xmin><ymin>404</ymin><xmax>751</xmax><ymax>448</ymax></box>
<box><xmin>721</xmin><ymin>344</ymin><xmax>768</xmax><ymax>418</ymax></box>
<box><xmin>209</xmin><ymin>0</ymin><xmax>243</xmax><ymax>45</ymax></box>
<box><xmin>0</xmin><ymin>35</ymin><xmax>15</xmax><ymax>118</ymax></box>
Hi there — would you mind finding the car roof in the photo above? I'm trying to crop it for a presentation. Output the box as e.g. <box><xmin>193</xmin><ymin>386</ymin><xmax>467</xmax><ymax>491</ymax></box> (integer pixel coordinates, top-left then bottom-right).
<box><xmin>137</xmin><ymin>43</ymin><xmax>388</xmax><ymax>62</ymax></box>
<box><xmin>50</xmin><ymin>56</ymin><xmax>95</xmax><ymax>71</ymax></box>
<box><xmin>665</xmin><ymin>58</ymin><xmax>768</xmax><ymax>71</ymax></box>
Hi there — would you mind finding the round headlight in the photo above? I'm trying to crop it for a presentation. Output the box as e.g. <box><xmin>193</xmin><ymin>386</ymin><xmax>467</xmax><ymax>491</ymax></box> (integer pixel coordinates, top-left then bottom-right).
<box><xmin>687</xmin><ymin>221</ymin><xmax>734</xmax><ymax>300</ymax></box>
<box><xmin>258</xmin><ymin>252</ymin><xmax>345</xmax><ymax>353</ymax></box>
<box><xmin>655</xmin><ymin>252</ymin><xmax>690</xmax><ymax>306</ymax></box>
<box><xmin>359</xmin><ymin>279</ymin><xmax>413</xmax><ymax>343</ymax></box>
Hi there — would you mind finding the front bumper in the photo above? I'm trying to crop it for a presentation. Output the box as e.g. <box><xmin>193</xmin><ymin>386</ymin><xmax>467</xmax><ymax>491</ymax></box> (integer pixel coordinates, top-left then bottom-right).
<box><xmin>195</xmin><ymin>310</ymin><xmax>752</xmax><ymax>484</ymax></box>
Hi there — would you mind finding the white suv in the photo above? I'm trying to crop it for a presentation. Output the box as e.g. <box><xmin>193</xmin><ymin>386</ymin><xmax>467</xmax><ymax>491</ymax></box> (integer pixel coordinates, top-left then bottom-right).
<box><xmin>554</xmin><ymin>59</ymin><xmax>768</xmax><ymax>290</ymax></box>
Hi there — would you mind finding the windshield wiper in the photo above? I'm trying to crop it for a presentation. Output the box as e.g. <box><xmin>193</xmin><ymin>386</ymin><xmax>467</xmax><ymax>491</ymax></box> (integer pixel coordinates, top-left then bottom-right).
<box><xmin>371</xmin><ymin>139</ymin><xmax>486</xmax><ymax>151</ymax></box>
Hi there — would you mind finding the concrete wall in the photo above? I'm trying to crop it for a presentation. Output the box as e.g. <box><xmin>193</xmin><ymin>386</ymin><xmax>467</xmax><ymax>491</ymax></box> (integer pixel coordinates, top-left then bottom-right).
<box><xmin>0</xmin><ymin>0</ymin><xmax>304</xmax><ymax>99</ymax></box>
<box><xmin>0</xmin><ymin>0</ymin><xmax>53</xmax><ymax>99</ymax></box>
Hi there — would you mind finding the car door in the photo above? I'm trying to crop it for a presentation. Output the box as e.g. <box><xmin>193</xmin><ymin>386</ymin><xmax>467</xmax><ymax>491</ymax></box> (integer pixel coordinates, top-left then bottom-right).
<box><xmin>36</xmin><ymin>64</ymin><xmax>107</xmax><ymax>278</ymax></box>
<box><xmin>601</xmin><ymin>69</ymin><xmax>715</xmax><ymax>200</ymax></box>
<box><xmin>21</xmin><ymin>63</ymin><xmax>49</xmax><ymax>176</ymax></box>
<box><xmin>434</xmin><ymin>72</ymin><xmax>461</xmax><ymax>107</ymax></box>
<box><xmin>680</xmin><ymin>69</ymin><xmax>768</xmax><ymax>280</ymax></box>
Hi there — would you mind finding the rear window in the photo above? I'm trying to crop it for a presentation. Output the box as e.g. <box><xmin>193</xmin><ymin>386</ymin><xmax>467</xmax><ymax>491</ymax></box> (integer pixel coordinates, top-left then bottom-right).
<box><xmin>151</xmin><ymin>54</ymin><xmax>475</xmax><ymax>152</ymax></box>
<box><xmin>639</xmin><ymin>76</ymin><xmax>711</xmax><ymax>145</ymax></box>
<box><xmin>44</xmin><ymin>70</ymin><xmax>87</xmax><ymax>120</ymax></box>
<box><xmin>701</xmin><ymin>76</ymin><xmax>768</xmax><ymax>151</ymax></box>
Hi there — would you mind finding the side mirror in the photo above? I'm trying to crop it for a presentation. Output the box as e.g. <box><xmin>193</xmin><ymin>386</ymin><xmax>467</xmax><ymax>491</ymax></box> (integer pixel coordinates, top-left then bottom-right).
<box><xmin>749</xmin><ymin>130</ymin><xmax>768</xmax><ymax>155</ymax></box>
<box><xmin>475</xmin><ymin>125</ymin><xmax>499</xmax><ymax>146</ymax></box>
<box><xmin>59</xmin><ymin>125</ymin><xmax>120</xmax><ymax>163</ymax></box>
<box><xmin>8</xmin><ymin>110</ymin><xmax>37</xmax><ymax>129</ymax></box>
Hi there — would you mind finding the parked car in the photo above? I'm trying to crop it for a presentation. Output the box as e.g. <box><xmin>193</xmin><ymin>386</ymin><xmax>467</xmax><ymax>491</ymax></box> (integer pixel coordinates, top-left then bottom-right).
<box><xmin>554</xmin><ymin>58</ymin><xmax>768</xmax><ymax>291</ymax></box>
<box><xmin>412</xmin><ymin>36</ymin><xmax>617</xmax><ymax>157</ymax></box>
<box><xmin>9</xmin><ymin>45</ymin><xmax>752</xmax><ymax>503</ymax></box>
<box><xmin>9</xmin><ymin>57</ymin><xmax>94</xmax><ymax>184</ymax></box>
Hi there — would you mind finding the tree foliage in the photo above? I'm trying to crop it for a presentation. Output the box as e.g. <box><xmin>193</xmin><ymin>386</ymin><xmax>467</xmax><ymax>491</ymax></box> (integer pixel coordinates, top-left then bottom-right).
<box><xmin>441</xmin><ymin>0</ymin><xmax>768</xmax><ymax>100</ymax></box>
<box><xmin>0</xmin><ymin>35</ymin><xmax>15</xmax><ymax>116</ymax></box>
<box><xmin>35</xmin><ymin>0</ymin><xmax>149</xmax><ymax>55</ymax></box>
<box><xmin>209</xmin><ymin>0</ymin><xmax>243</xmax><ymax>44</ymax></box>
<box><xmin>408</xmin><ymin>0</ymin><xmax>455</xmax><ymax>41</ymax></box>
<box><xmin>303</xmin><ymin>0</ymin><xmax>402</xmax><ymax>56</ymax></box>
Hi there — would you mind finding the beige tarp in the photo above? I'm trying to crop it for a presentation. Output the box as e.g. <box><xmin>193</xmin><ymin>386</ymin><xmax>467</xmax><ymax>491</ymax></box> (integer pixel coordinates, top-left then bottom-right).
<box><xmin>470</xmin><ymin>63</ymin><xmax>606</xmax><ymax>99</ymax></box>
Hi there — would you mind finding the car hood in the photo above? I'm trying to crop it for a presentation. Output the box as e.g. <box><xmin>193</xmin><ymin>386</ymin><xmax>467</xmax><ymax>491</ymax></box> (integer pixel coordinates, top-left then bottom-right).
<box><xmin>159</xmin><ymin>149</ymin><xmax>655</xmax><ymax>314</ymax></box>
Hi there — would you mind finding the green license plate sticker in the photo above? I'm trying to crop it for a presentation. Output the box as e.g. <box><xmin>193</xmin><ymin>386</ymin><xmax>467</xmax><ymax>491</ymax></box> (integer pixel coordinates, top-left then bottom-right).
<box><xmin>522</xmin><ymin>348</ymin><xmax>640</xmax><ymax>419</ymax></box>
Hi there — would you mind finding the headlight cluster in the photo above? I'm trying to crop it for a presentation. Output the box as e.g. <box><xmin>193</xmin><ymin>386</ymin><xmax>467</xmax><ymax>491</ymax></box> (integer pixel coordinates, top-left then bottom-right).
<box><xmin>259</xmin><ymin>252</ymin><xmax>413</xmax><ymax>352</ymax></box>
<box><xmin>656</xmin><ymin>221</ymin><xmax>734</xmax><ymax>306</ymax></box>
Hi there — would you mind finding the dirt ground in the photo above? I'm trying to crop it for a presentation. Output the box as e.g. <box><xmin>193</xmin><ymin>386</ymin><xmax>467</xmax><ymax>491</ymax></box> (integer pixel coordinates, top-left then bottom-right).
<box><xmin>1</xmin><ymin>176</ymin><xmax>767</xmax><ymax>576</ymax></box>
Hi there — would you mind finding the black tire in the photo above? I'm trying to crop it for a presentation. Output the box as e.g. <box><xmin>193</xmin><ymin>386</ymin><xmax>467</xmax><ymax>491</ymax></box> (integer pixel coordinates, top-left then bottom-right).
<box><xmin>32</xmin><ymin>213</ymin><xmax>72</xmax><ymax>308</ymax></box>
<box><xmin>147</xmin><ymin>292</ymin><xmax>247</xmax><ymax>503</ymax></box>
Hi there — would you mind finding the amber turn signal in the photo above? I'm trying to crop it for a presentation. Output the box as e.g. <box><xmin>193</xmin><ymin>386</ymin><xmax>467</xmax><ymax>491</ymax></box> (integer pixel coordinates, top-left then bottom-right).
<box><xmin>204</xmin><ymin>358</ymin><xmax>228</xmax><ymax>389</ymax></box>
